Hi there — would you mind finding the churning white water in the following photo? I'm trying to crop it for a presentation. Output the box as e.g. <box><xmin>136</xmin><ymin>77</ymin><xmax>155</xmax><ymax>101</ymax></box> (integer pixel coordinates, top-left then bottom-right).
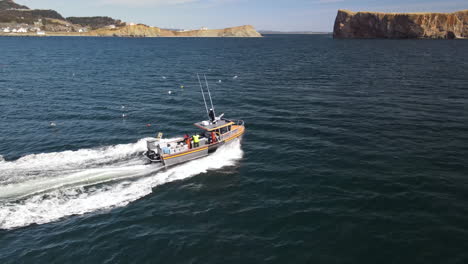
<box><xmin>0</xmin><ymin>139</ymin><xmax>243</xmax><ymax>230</ymax></box>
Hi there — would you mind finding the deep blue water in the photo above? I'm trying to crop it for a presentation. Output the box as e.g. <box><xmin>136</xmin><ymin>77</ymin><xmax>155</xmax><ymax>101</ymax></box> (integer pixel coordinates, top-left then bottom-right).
<box><xmin>1</xmin><ymin>35</ymin><xmax>468</xmax><ymax>263</ymax></box>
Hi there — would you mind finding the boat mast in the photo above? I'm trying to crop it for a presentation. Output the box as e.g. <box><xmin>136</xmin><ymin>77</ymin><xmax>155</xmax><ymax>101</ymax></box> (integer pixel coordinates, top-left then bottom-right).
<box><xmin>197</xmin><ymin>73</ymin><xmax>210</xmax><ymax>117</ymax></box>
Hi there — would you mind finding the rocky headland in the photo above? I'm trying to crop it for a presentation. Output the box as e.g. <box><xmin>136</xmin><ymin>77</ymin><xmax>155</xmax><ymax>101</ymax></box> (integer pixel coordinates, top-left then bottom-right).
<box><xmin>0</xmin><ymin>0</ymin><xmax>262</xmax><ymax>37</ymax></box>
<box><xmin>333</xmin><ymin>9</ymin><xmax>468</xmax><ymax>39</ymax></box>
<box><xmin>86</xmin><ymin>24</ymin><xmax>262</xmax><ymax>38</ymax></box>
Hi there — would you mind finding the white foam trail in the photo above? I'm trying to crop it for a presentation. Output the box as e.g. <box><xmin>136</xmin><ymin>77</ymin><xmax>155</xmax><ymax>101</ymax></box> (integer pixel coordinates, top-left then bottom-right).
<box><xmin>0</xmin><ymin>164</ymin><xmax>161</xmax><ymax>200</ymax></box>
<box><xmin>0</xmin><ymin>138</ymin><xmax>150</xmax><ymax>185</ymax></box>
<box><xmin>0</xmin><ymin>139</ymin><xmax>148</xmax><ymax>172</ymax></box>
<box><xmin>0</xmin><ymin>139</ymin><xmax>243</xmax><ymax>230</ymax></box>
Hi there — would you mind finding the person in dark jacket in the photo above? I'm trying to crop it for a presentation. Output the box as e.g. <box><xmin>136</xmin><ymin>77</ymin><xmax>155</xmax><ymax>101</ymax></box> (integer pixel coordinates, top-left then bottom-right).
<box><xmin>209</xmin><ymin>108</ymin><xmax>215</xmax><ymax>122</ymax></box>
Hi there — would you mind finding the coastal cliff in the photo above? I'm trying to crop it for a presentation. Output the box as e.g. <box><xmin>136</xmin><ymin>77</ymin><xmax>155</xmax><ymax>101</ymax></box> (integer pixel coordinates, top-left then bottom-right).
<box><xmin>87</xmin><ymin>24</ymin><xmax>262</xmax><ymax>37</ymax></box>
<box><xmin>333</xmin><ymin>9</ymin><xmax>468</xmax><ymax>39</ymax></box>
<box><xmin>0</xmin><ymin>0</ymin><xmax>262</xmax><ymax>37</ymax></box>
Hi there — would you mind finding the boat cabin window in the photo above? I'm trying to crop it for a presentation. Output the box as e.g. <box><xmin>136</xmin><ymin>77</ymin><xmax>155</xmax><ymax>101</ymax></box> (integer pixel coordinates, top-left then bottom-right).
<box><xmin>220</xmin><ymin>126</ymin><xmax>229</xmax><ymax>134</ymax></box>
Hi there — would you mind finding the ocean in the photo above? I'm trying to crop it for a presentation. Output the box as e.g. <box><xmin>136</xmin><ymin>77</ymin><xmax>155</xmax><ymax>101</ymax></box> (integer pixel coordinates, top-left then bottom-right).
<box><xmin>0</xmin><ymin>35</ymin><xmax>467</xmax><ymax>263</ymax></box>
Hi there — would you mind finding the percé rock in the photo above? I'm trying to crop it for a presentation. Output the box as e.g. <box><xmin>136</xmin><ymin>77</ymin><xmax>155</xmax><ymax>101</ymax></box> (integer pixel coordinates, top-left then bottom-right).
<box><xmin>333</xmin><ymin>9</ymin><xmax>468</xmax><ymax>39</ymax></box>
<box><xmin>86</xmin><ymin>24</ymin><xmax>262</xmax><ymax>37</ymax></box>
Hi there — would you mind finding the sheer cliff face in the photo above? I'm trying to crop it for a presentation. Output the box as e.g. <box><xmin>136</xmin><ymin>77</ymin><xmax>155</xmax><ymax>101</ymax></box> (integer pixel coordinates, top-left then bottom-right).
<box><xmin>334</xmin><ymin>10</ymin><xmax>468</xmax><ymax>39</ymax></box>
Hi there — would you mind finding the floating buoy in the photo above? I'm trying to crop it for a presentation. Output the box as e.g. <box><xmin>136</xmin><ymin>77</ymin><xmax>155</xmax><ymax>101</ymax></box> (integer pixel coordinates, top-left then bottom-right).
<box><xmin>233</xmin><ymin>75</ymin><xmax>238</xmax><ymax>79</ymax></box>
<box><xmin>218</xmin><ymin>80</ymin><xmax>222</xmax><ymax>83</ymax></box>
<box><xmin>168</xmin><ymin>91</ymin><xmax>172</xmax><ymax>95</ymax></box>
<box><xmin>146</xmin><ymin>124</ymin><xmax>152</xmax><ymax>127</ymax></box>
<box><xmin>122</xmin><ymin>114</ymin><xmax>127</xmax><ymax>118</ymax></box>
<box><xmin>49</xmin><ymin>122</ymin><xmax>56</xmax><ymax>127</ymax></box>
<box><xmin>180</xmin><ymin>85</ymin><xmax>184</xmax><ymax>89</ymax></box>
<box><xmin>121</xmin><ymin>105</ymin><xmax>126</xmax><ymax>109</ymax></box>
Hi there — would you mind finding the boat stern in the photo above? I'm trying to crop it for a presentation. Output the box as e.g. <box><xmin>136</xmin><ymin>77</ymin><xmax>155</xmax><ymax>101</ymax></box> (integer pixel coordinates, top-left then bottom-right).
<box><xmin>145</xmin><ymin>138</ymin><xmax>162</xmax><ymax>163</ymax></box>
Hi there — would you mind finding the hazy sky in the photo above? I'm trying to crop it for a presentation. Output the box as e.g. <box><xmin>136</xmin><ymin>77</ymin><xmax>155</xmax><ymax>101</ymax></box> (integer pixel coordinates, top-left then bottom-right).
<box><xmin>19</xmin><ymin>0</ymin><xmax>467</xmax><ymax>31</ymax></box>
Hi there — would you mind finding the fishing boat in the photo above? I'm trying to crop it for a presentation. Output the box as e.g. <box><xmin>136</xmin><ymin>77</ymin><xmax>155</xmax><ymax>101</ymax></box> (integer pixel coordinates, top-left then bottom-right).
<box><xmin>144</xmin><ymin>75</ymin><xmax>245</xmax><ymax>166</ymax></box>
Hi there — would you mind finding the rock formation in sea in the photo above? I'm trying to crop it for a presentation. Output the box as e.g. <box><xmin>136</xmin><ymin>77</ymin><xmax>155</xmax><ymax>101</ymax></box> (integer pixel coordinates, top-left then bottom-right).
<box><xmin>333</xmin><ymin>9</ymin><xmax>468</xmax><ymax>39</ymax></box>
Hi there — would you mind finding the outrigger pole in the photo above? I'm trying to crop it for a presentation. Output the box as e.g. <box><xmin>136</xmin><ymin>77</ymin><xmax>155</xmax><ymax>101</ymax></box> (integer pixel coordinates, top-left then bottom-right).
<box><xmin>204</xmin><ymin>74</ymin><xmax>216</xmax><ymax>117</ymax></box>
<box><xmin>197</xmin><ymin>73</ymin><xmax>210</xmax><ymax>117</ymax></box>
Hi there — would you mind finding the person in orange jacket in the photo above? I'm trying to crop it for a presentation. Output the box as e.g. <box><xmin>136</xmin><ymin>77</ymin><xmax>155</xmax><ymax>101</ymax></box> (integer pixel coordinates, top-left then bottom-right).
<box><xmin>211</xmin><ymin>131</ymin><xmax>217</xmax><ymax>143</ymax></box>
<box><xmin>184</xmin><ymin>134</ymin><xmax>191</xmax><ymax>149</ymax></box>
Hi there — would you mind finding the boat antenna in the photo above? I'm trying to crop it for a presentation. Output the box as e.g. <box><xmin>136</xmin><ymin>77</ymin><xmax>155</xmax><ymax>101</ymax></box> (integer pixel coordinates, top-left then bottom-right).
<box><xmin>204</xmin><ymin>74</ymin><xmax>216</xmax><ymax>117</ymax></box>
<box><xmin>197</xmin><ymin>73</ymin><xmax>210</xmax><ymax>117</ymax></box>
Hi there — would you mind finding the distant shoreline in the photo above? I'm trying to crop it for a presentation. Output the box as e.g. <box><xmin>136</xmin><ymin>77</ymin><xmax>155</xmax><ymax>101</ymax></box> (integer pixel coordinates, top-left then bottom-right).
<box><xmin>0</xmin><ymin>33</ymin><xmax>262</xmax><ymax>38</ymax></box>
<box><xmin>259</xmin><ymin>31</ymin><xmax>331</xmax><ymax>35</ymax></box>
<box><xmin>0</xmin><ymin>0</ymin><xmax>262</xmax><ymax>38</ymax></box>
<box><xmin>0</xmin><ymin>24</ymin><xmax>263</xmax><ymax>38</ymax></box>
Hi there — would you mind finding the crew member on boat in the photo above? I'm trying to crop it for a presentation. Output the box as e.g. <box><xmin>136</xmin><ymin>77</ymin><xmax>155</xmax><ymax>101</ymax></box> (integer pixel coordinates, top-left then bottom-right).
<box><xmin>211</xmin><ymin>131</ymin><xmax>217</xmax><ymax>143</ymax></box>
<box><xmin>184</xmin><ymin>134</ymin><xmax>191</xmax><ymax>149</ymax></box>
<box><xmin>193</xmin><ymin>134</ymin><xmax>200</xmax><ymax>147</ymax></box>
<box><xmin>209</xmin><ymin>109</ymin><xmax>215</xmax><ymax>122</ymax></box>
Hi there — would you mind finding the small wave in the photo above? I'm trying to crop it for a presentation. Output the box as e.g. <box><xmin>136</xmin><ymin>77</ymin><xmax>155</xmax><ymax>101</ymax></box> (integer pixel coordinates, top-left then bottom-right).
<box><xmin>0</xmin><ymin>139</ymin><xmax>243</xmax><ymax>230</ymax></box>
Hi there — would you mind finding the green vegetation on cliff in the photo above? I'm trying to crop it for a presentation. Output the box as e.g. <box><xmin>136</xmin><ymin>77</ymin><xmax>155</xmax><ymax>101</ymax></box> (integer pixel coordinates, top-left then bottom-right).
<box><xmin>0</xmin><ymin>0</ymin><xmax>28</xmax><ymax>10</ymax></box>
<box><xmin>0</xmin><ymin>9</ymin><xmax>65</xmax><ymax>24</ymax></box>
<box><xmin>66</xmin><ymin>16</ymin><xmax>125</xmax><ymax>30</ymax></box>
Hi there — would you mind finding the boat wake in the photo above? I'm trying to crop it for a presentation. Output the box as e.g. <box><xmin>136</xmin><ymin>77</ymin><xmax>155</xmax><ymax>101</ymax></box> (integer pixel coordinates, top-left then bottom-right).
<box><xmin>0</xmin><ymin>139</ymin><xmax>243</xmax><ymax>230</ymax></box>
